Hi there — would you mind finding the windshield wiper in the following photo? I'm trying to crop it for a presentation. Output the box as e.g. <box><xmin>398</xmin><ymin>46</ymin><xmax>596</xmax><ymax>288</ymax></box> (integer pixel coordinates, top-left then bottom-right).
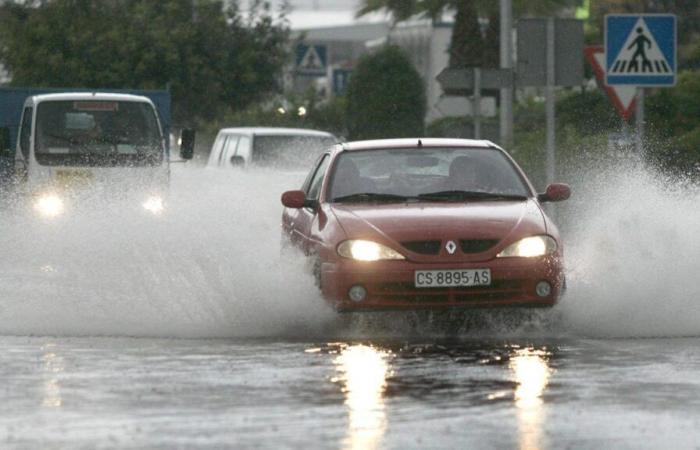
<box><xmin>418</xmin><ymin>190</ymin><xmax>528</xmax><ymax>201</ymax></box>
<box><xmin>332</xmin><ymin>192</ymin><xmax>415</xmax><ymax>203</ymax></box>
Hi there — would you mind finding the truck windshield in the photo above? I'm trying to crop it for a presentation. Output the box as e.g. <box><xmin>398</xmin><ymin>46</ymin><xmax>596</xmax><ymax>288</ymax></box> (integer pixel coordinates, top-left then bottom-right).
<box><xmin>34</xmin><ymin>100</ymin><xmax>163</xmax><ymax>167</ymax></box>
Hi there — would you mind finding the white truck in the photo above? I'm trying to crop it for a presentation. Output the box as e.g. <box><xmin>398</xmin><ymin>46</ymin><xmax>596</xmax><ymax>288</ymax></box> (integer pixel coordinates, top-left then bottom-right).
<box><xmin>0</xmin><ymin>91</ymin><xmax>194</xmax><ymax>217</ymax></box>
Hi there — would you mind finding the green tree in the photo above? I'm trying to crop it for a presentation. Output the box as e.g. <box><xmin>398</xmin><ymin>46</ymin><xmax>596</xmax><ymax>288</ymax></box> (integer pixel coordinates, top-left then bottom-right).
<box><xmin>345</xmin><ymin>45</ymin><xmax>426</xmax><ymax>140</ymax></box>
<box><xmin>448</xmin><ymin>2</ymin><xmax>483</xmax><ymax>68</ymax></box>
<box><xmin>0</xmin><ymin>0</ymin><xmax>290</xmax><ymax>124</ymax></box>
<box><xmin>357</xmin><ymin>0</ymin><xmax>581</xmax><ymax>68</ymax></box>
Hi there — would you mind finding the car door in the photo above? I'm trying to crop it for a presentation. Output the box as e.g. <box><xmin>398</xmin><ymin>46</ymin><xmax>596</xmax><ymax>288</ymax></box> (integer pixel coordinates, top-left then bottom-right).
<box><xmin>286</xmin><ymin>153</ymin><xmax>330</xmax><ymax>254</ymax></box>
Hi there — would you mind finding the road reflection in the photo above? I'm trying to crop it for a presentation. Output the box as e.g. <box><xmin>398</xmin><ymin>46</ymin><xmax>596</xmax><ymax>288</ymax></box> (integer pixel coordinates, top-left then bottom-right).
<box><xmin>510</xmin><ymin>347</ymin><xmax>553</xmax><ymax>450</ymax></box>
<box><xmin>42</xmin><ymin>342</ymin><xmax>64</xmax><ymax>408</ymax></box>
<box><xmin>317</xmin><ymin>339</ymin><xmax>557</xmax><ymax>450</ymax></box>
<box><xmin>332</xmin><ymin>344</ymin><xmax>393</xmax><ymax>450</ymax></box>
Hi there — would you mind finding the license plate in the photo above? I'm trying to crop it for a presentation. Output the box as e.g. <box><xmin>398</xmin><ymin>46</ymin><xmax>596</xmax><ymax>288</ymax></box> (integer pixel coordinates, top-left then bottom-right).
<box><xmin>56</xmin><ymin>169</ymin><xmax>93</xmax><ymax>188</ymax></box>
<box><xmin>415</xmin><ymin>269</ymin><xmax>491</xmax><ymax>288</ymax></box>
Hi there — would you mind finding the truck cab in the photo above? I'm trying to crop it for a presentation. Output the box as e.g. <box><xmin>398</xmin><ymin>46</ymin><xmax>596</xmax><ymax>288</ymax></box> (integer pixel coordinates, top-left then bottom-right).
<box><xmin>5</xmin><ymin>92</ymin><xmax>193</xmax><ymax>216</ymax></box>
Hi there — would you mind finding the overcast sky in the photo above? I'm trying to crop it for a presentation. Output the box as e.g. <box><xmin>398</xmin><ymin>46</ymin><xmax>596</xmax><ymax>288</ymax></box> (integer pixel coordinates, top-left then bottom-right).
<box><xmin>251</xmin><ymin>0</ymin><xmax>388</xmax><ymax>29</ymax></box>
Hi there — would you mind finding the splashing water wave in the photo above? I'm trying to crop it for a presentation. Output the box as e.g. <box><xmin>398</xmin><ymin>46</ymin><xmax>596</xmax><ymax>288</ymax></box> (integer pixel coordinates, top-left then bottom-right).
<box><xmin>1</xmin><ymin>161</ymin><xmax>699</xmax><ymax>339</ymax></box>
<box><xmin>558</xmin><ymin>161</ymin><xmax>700</xmax><ymax>337</ymax></box>
<box><xmin>0</xmin><ymin>167</ymin><xmax>334</xmax><ymax>338</ymax></box>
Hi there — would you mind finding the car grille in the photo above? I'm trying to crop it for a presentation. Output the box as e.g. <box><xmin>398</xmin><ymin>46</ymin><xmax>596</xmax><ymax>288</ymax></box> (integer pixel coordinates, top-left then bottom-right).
<box><xmin>401</xmin><ymin>240</ymin><xmax>441</xmax><ymax>255</ymax></box>
<box><xmin>460</xmin><ymin>239</ymin><xmax>499</xmax><ymax>254</ymax></box>
<box><xmin>373</xmin><ymin>280</ymin><xmax>523</xmax><ymax>303</ymax></box>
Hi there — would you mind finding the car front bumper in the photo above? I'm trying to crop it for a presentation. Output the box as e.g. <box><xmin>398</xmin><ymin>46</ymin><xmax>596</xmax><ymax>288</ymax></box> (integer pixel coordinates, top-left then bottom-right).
<box><xmin>321</xmin><ymin>255</ymin><xmax>564</xmax><ymax>312</ymax></box>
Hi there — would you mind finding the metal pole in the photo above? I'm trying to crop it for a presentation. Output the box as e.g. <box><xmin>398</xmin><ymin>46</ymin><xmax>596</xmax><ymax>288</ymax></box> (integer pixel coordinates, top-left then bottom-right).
<box><xmin>474</xmin><ymin>68</ymin><xmax>482</xmax><ymax>139</ymax></box>
<box><xmin>545</xmin><ymin>17</ymin><xmax>556</xmax><ymax>185</ymax></box>
<box><xmin>636</xmin><ymin>87</ymin><xmax>645</xmax><ymax>154</ymax></box>
<box><xmin>499</xmin><ymin>0</ymin><xmax>513</xmax><ymax>147</ymax></box>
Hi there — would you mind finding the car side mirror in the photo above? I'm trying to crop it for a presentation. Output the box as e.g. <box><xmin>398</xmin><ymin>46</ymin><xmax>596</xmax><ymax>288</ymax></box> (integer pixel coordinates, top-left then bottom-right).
<box><xmin>230</xmin><ymin>155</ymin><xmax>245</xmax><ymax>167</ymax></box>
<box><xmin>179</xmin><ymin>128</ymin><xmax>195</xmax><ymax>160</ymax></box>
<box><xmin>0</xmin><ymin>127</ymin><xmax>11</xmax><ymax>158</ymax></box>
<box><xmin>281</xmin><ymin>190</ymin><xmax>317</xmax><ymax>209</ymax></box>
<box><xmin>538</xmin><ymin>183</ymin><xmax>571</xmax><ymax>203</ymax></box>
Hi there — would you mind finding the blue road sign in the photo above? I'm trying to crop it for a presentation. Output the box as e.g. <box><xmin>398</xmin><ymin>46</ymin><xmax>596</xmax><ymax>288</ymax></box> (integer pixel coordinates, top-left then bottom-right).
<box><xmin>605</xmin><ymin>14</ymin><xmax>676</xmax><ymax>86</ymax></box>
<box><xmin>295</xmin><ymin>44</ymin><xmax>327</xmax><ymax>76</ymax></box>
<box><xmin>332</xmin><ymin>69</ymin><xmax>352</xmax><ymax>95</ymax></box>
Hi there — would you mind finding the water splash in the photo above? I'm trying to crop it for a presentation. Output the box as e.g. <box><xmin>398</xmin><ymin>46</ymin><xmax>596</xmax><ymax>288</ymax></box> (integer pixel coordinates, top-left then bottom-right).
<box><xmin>0</xmin><ymin>167</ymin><xmax>334</xmax><ymax>338</ymax></box>
<box><xmin>558</xmin><ymin>160</ymin><xmax>700</xmax><ymax>337</ymax></box>
<box><xmin>2</xmin><ymin>159</ymin><xmax>699</xmax><ymax>339</ymax></box>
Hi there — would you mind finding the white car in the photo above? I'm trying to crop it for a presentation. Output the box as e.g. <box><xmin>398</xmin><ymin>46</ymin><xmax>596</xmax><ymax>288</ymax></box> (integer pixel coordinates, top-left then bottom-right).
<box><xmin>207</xmin><ymin>127</ymin><xmax>338</xmax><ymax>170</ymax></box>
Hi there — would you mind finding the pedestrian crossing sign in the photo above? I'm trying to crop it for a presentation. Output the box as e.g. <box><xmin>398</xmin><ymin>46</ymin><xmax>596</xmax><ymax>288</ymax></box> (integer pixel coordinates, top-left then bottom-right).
<box><xmin>605</xmin><ymin>14</ymin><xmax>676</xmax><ymax>86</ymax></box>
<box><xmin>296</xmin><ymin>44</ymin><xmax>327</xmax><ymax>76</ymax></box>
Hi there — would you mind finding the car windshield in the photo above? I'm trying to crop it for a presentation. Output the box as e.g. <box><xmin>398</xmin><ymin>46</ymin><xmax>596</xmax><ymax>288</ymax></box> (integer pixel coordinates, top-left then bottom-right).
<box><xmin>327</xmin><ymin>147</ymin><xmax>531</xmax><ymax>202</ymax></box>
<box><xmin>35</xmin><ymin>100</ymin><xmax>163</xmax><ymax>167</ymax></box>
<box><xmin>252</xmin><ymin>134</ymin><xmax>336</xmax><ymax>169</ymax></box>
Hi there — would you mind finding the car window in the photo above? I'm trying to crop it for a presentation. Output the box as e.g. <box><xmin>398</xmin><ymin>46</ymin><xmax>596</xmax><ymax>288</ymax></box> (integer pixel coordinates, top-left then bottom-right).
<box><xmin>251</xmin><ymin>134</ymin><xmax>336</xmax><ymax>169</ymax></box>
<box><xmin>301</xmin><ymin>153</ymin><xmax>326</xmax><ymax>191</ymax></box>
<box><xmin>306</xmin><ymin>154</ymin><xmax>330</xmax><ymax>200</ymax></box>
<box><xmin>237</xmin><ymin>136</ymin><xmax>251</xmax><ymax>160</ymax></box>
<box><xmin>19</xmin><ymin>107</ymin><xmax>32</xmax><ymax>159</ymax></box>
<box><xmin>215</xmin><ymin>136</ymin><xmax>229</xmax><ymax>166</ymax></box>
<box><xmin>222</xmin><ymin>135</ymin><xmax>241</xmax><ymax>165</ymax></box>
<box><xmin>328</xmin><ymin>147</ymin><xmax>530</xmax><ymax>200</ymax></box>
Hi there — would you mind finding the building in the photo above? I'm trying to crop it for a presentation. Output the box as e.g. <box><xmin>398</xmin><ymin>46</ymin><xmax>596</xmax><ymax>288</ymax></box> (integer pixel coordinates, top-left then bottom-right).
<box><xmin>291</xmin><ymin>19</ymin><xmax>469</xmax><ymax>123</ymax></box>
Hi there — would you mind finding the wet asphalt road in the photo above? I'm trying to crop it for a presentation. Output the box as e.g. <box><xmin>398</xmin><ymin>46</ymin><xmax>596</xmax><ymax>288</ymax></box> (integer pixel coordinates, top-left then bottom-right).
<box><xmin>2</xmin><ymin>335</ymin><xmax>700</xmax><ymax>449</ymax></box>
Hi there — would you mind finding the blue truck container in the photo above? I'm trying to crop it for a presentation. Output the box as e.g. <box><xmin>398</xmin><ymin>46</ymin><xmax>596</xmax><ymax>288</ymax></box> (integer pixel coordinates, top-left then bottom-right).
<box><xmin>0</xmin><ymin>87</ymin><xmax>171</xmax><ymax>186</ymax></box>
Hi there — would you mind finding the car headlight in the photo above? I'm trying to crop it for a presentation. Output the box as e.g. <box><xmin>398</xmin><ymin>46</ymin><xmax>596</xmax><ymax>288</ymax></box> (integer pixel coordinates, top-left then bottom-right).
<box><xmin>497</xmin><ymin>235</ymin><xmax>557</xmax><ymax>258</ymax></box>
<box><xmin>34</xmin><ymin>194</ymin><xmax>64</xmax><ymax>218</ymax></box>
<box><xmin>337</xmin><ymin>240</ymin><xmax>405</xmax><ymax>261</ymax></box>
<box><xmin>142</xmin><ymin>195</ymin><xmax>165</xmax><ymax>215</ymax></box>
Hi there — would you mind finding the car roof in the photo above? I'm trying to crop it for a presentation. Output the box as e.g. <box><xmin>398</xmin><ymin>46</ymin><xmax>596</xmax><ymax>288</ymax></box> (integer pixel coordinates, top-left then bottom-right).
<box><xmin>28</xmin><ymin>92</ymin><xmax>153</xmax><ymax>103</ymax></box>
<box><xmin>338</xmin><ymin>138</ymin><xmax>498</xmax><ymax>152</ymax></box>
<box><xmin>217</xmin><ymin>127</ymin><xmax>336</xmax><ymax>138</ymax></box>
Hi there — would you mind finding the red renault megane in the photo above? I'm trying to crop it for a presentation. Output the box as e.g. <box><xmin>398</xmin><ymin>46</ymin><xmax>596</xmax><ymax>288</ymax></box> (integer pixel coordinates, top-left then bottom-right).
<box><xmin>280</xmin><ymin>138</ymin><xmax>570</xmax><ymax>312</ymax></box>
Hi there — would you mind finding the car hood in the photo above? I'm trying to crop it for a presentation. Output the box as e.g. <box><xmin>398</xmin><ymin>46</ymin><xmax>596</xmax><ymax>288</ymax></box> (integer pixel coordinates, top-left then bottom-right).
<box><xmin>329</xmin><ymin>200</ymin><xmax>546</xmax><ymax>261</ymax></box>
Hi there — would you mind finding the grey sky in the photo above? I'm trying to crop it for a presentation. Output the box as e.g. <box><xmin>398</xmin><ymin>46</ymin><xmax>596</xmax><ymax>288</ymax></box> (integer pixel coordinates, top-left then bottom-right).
<box><xmin>246</xmin><ymin>0</ymin><xmax>387</xmax><ymax>29</ymax></box>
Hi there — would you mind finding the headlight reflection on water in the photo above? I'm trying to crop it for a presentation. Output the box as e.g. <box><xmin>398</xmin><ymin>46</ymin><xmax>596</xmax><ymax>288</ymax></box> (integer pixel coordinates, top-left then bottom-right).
<box><xmin>333</xmin><ymin>344</ymin><xmax>393</xmax><ymax>450</ymax></box>
<box><xmin>510</xmin><ymin>347</ymin><xmax>553</xmax><ymax>450</ymax></box>
<box><xmin>42</xmin><ymin>343</ymin><xmax>64</xmax><ymax>409</ymax></box>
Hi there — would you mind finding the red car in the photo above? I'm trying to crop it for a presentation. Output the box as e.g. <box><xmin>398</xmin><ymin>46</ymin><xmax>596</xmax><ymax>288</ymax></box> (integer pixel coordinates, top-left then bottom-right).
<box><xmin>281</xmin><ymin>138</ymin><xmax>570</xmax><ymax>312</ymax></box>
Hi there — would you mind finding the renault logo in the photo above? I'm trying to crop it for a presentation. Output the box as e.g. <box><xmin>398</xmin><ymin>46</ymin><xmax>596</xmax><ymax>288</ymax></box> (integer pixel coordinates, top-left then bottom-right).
<box><xmin>445</xmin><ymin>240</ymin><xmax>457</xmax><ymax>254</ymax></box>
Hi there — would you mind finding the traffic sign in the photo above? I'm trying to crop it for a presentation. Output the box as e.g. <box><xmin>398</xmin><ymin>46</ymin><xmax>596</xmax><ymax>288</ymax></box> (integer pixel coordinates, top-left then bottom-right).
<box><xmin>296</xmin><ymin>44</ymin><xmax>327</xmax><ymax>76</ymax></box>
<box><xmin>332</xmin><ymin>68</ymin><xmax>352</xmax><ymax>95</ymax></box>
<box><xmin>516</xmin><ymin>18</ymin><xmax>584</xmax><ymax>87</ymax></box>
<box><xmin>436</xmin><ymin>68</ymin><xmax>513</xmax><ymax>94</ymax></box>
<box><xmin>585</xmin><ymin>46</ymin><xmax>636</xmax><ymax>121</ymax></box>
<box><xmin>435</xmin><ymin>96</ymin><xmax>496</xmax><ymax>118</ymax></box>
<box><xmin>605</xmin><ymin>14</ymin><xmax>676</xmax><ymax>86</ymax></box>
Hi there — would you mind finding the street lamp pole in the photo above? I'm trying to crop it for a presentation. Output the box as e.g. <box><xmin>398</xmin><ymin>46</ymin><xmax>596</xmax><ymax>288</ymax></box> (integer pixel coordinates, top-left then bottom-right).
<box><xmin>499</xmin><ymin>0</ymin><xmax>513</xmax><ymax>147</ymax></box>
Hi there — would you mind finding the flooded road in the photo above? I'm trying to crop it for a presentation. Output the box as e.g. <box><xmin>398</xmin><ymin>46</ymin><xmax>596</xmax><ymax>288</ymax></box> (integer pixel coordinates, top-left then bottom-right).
<box><xmin>2</xmin><ymin>165</ymin><xmax>700</xmax><ymax>448</ymax></box>
<box><xmin>3</xmin><ymin>336</ymin><xmax>700</xmax><ymax>449</ymax></box>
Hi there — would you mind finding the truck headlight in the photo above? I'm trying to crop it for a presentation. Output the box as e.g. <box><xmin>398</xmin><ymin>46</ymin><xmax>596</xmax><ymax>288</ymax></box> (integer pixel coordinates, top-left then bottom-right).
<box><xmin>142</xmin><ymin>195</ymin><xmax>165</xmax><ymax>215</ymax></box>
<box><xmin>34</xmin><ymin>194</ymin><xmax>64</xmax><ymax>218</ymax></box>
<box><xmin>337</xmin><ymin>240</ymin><xmax>405</xmax><ymax>261</ymax></box>
<box><xmin>497</xmin><ymin>235</ymin><xmax>557</xmax><ymax>258</ymax></box>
